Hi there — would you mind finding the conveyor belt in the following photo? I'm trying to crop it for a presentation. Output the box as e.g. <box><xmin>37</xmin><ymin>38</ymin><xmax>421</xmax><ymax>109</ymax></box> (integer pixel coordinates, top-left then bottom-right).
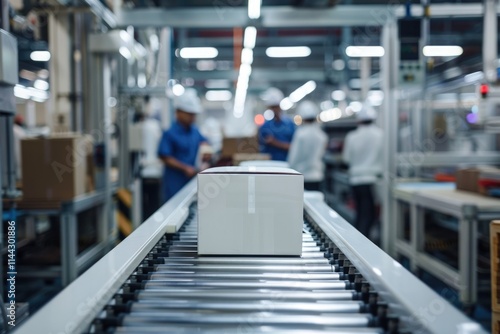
<box><xmin>91</xmin><ymin>207</ymin><xmax>389</xmax><ymax>333</ymax></box>
<box><xmin>15</xmin><ymin>182</ymin><xmax>487</xmax><ymax>334</ymax></box>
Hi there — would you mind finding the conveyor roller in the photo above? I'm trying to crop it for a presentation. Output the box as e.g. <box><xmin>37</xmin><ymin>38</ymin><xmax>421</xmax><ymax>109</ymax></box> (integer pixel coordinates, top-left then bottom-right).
<box><xmin>91</xmin><ymin>208</ymin><xmax>390</xmax><ymax>333</ymax></box>
<box><xmin>15</xmin><ymin>183</ymin><xmax>487</xmax><ymax>334</ymax></box>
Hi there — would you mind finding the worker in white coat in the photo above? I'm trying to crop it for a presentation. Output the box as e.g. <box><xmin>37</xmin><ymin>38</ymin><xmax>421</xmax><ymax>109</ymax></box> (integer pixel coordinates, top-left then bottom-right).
<box><xmin>287</xmin><ymin>101</ymin><xmax>328</xmax><ymax>191</ymax></box>
<box><xmin>342</xmin><ymin>105</ymin><xmax>383</xmax><ymax>239</ymax></box>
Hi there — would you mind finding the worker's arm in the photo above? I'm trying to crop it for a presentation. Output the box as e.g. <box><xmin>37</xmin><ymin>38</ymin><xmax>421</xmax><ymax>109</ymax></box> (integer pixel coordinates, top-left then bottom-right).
<box><xmin>265</xmin><ymin>136</ymin><xmax>291</xmax><ymax>151</ymax></box>
<box><xmin>157</xmin><ymin>130</ymin><xmax>198</xmax><ymax>178</ymax></box>
<box><xmin>160</xmin><ymin>156</ymin><xmax>197</xmax><ymax>178</ymax></box>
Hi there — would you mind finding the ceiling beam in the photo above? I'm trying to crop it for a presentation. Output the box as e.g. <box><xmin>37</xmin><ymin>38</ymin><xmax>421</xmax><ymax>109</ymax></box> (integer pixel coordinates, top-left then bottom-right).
<box><xmin>172</xmin><ymin>68</ymin><xmax>326</xmax><ymax>82</ymax></box>
<box><xmin>116</xmin><ymin>4</ymin><xmax>496</xmax><ymax>29</ymax></box>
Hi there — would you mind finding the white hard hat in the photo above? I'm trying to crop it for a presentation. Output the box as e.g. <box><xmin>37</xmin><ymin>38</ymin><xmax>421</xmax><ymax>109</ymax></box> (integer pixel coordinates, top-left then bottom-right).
<box><xmin>356</xmin><ymin>104</ymin><xmax>377</xmax><ymax>121</ymax></box>
<box><xmin>297</xmin><ymin>100</ymin><xmax>319</xmax><ymax>120</ymax></box>
<box><xmin>261</xmin><ymin>87</ymin><xmax>284</xmax><ymax>107</ymax></box>
<box><xmin>174</xmin><ymin>88</ymin><xmax>203</xmax><ymax>114</ymax></box>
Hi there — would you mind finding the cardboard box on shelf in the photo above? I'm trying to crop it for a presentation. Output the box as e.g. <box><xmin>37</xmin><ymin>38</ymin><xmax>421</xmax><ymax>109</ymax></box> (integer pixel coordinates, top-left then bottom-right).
<box><xmin>493</xmin><ymin>311</ymin><xmax>500</xmax><ymax>334</ymax></box>
<box><xmin>21</xmin><ymin>135</ymin><xmax>87</xmax><ymax>201</ymax></box>
<box><xmin>455</xmin><ymin>168</ymin><xmax>480</xmax><ymax>193</ymax></box>
<box><xmin>221</xmin><ymin>136</ymin><xmax>259</xmax><ymax>157</ymax></box>
<box><xmin>232</xmin><ymin>153</ymin><xmax>271</xmax><ymax>166</ymax></box>
<box><xmin>198</xmin><ymin>166</ymin><xmax>304</xmax><ymax>256</ymax></box>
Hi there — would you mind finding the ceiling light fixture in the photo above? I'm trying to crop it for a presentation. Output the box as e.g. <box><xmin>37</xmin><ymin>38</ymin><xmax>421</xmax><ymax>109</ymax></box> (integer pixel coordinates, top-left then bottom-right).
<box><xmin>34</xmin><ymin>80</ymin><xmax>49</xmax><ymax>91</ymax></box>
<box><xmin>30</xmin><ymin>51</ymin><xmax>51</xmax><ymax>62</ymax></box>
<box><xmin>345</xmin><ymin>46</ymin><xmax>384</xmax><ymax>58</ymax></box>
<box><xmin>422</xmin><ymin>45</ymin><xmax>463</xmax><ymax>57</ymax></box>
<box><xmin>248</xmin><ymin>0</ymin><xmax>261</xmax><ymax>19</ymax></box>
<box><xmin>244</xmin><ymin>26</ymin><xmax>257</xmax><ymax>49</ymax></box>
<box><xmin>205</xmin><ymin>90</ymin><xmax>233</xmax><ymax>102</ymax></box>
<box><xmin>280</xmin><ymin>98</ymin><xmax>294</xmax><ymax>111</ymax></box>
<box><xmin>119</xmin><ymin>47</ymin><xmax>132</xmax><ymax>60</ymax></box>
<box><xmin>179</xmin><ymin>47</ymin><xmax>218</xmax><ymax>59</ymax></box>
<box><xmin>196</xmin><ymin>60</ymin><xmax>217</xmax><ymax>71</ymax></box>
<box><xmin>120</xmin><ymin>30</ymin><xmax>132</xmax><ymax>43</ymax></box>
<box><xmin>266</xmin><ymin>46</ymin><xmax>311</xmax><ymax>58</ymax></box>
<box><xmin>241</xmin><ymin>48</ymin><xmax>254</xmax><ymax>65</ymax></box>
<box><xmin>289</xmin><ymin>80</ymin><xmax>316</xmax><ymax>103</ymax></box>
<box><xmin>205</xmin><ymin>79</ymin><xmax>230</xmax><ymax>89</ymax></box>
<box><xmin>14</xmin><ymin>85</ymin><xmax>30</xmax><ymax>100</ymax></box>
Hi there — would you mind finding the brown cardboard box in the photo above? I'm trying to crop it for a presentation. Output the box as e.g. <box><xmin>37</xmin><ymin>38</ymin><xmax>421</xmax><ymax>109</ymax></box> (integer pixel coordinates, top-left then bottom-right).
<box><xmin>455</xmin><ymin>168</ymin><xmax>480</xmax><ymax>193</ymax></box>
<box><xmin>232</xmin><ymin>153</ymin><xmax>271</xmax><ymax>166</ymax></box>
<box><xmin>493</xmin><ymin>311</ymin><xmax>500</xmax><ymax>334</ymax></box>
<box><xmin>492</xmin><ymin>221</ymin><xmax>500</xmax><ymax>313</ymax></box>
<box><xmin>21</xmin><ymin>135</ymin><xmax>87</xmax><ymax>200</ymax></box>
<box><xmin>221</xmin><ymin>136</ymin><xmax>259</xmax><ymax>157</ymax></box>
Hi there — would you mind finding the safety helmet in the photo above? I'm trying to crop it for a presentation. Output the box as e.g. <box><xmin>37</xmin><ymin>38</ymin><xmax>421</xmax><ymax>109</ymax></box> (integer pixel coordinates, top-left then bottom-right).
<box><xmin>356</xmin><ymin>104</ymin><xmax>377</xmax><ymax>121</ymax></box>
<box><xmin>297</xmin><ymin>100</ymin><xmax>320</xmax><ymax>120</ymax></box>
<box><xmin>174</xmin><ymin>88</ymin><xmax>203</xmax><ymax>114</ymax></box>
<box><xmin>261</xmin><ymin>87</ymin><xmax>284</xmax><ymax>107</ymax></box>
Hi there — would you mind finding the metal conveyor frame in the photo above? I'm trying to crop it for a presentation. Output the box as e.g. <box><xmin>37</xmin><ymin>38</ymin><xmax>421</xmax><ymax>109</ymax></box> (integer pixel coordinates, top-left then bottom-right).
<box><xmin>14</xmin><ymin>179</ymin><xmax>486</xmax><ymax>334</ymax></box>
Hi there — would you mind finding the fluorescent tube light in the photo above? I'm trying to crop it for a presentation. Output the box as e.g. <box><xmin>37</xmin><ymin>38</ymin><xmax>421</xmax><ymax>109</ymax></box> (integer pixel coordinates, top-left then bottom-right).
<box><xmin>239</xmin><ymin>64</ymin><xmax>252</xmax><ymax>78</ymax></box>
<box><xmin>14</xmin><ymin>85</ymin><xmax>30</xmax><ymax>99</ymax></box>
<box><xmin>266</xmin><ymin>46</ymin><xmax>311</xmax><ymax>58</ymax></box>
<box><xmin>28</xmin><ymin>87</ymin><xmax>49</xmax><ymax>100</ymax></box>
<box><xmin>345</xmin><ymin>46</ymin><xmax>384</xmax><ymax>58</ymax></box>
<box><xmin>289</xmin><ymin>81</ymin><xmax>316</xmax><ymax>103</ymax></box>
<box><xmin>205</xmin><ymin>90</ymin><xmax>233</xmax><ymax>102</ymax></box>
<box><xmin>30</xmin><ymin>51</ymin><xmax>51</xmax><ymax>62</ymax></box>
<box><xmin>120</xmin><ymin>30</ymin><xmax>132</xmax><ymax>43</ymax></box>
<box><xmin>233</xmin><ymin>87</ymin><xmax>247</xmax><ymax>118</ymax></box>
<box><xmin>241</xmin><ymin>48</ymin><xmax>254</xmax><ymax>65</ymax></box>
<box><xmin>248</xmin><ymin>0</ymin><xmax>261</xmax><ymax>19</ymax></box>
<box><xmin>34</xmin><ymin>80</ymin><xmax>49</xmax><ymax>91</ymax></box>
<box><xmin>244</xmin><ymin>26</ymin><xmax>257</xmax><ymax>49</ymax></box>
<box><xmin>422</xmin><ymin>45</ymin><xmax>463</xmax><ymax>57</ymax></box>
<box><xmin>280</xmin><ymin>98</ymin><xmax>294</xmax><ymax>111</ymax></box>
<box><xmin>205</xmin><ymin>79</ymin><xmax>230</xmax><ymax>89</ymax></box>
<box><xmin>119</xmin><ymin>47</ymin><xmax>132</xmax><ymax>60</ymax></box>
<box><xmin>179</xmin><ymin>47</ymin><xmax>218</xmax><ymax>59</ymax></box>
<box><xmin>196</xmin><ymin>60</ymin><xmax>217</xmax><ymax>71</ymax></box>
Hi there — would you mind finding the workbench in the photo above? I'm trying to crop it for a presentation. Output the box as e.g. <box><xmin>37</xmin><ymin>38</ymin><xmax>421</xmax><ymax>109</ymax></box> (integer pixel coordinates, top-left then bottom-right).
<box><xmin>3</xmin><ymin>188</ymin><xmax>116</xmax><ymax>287</ymax></box>
<box><xmin>393</xmin><ymin>182</ymin><xmax>500</xmax><ymax>306</ymax></box>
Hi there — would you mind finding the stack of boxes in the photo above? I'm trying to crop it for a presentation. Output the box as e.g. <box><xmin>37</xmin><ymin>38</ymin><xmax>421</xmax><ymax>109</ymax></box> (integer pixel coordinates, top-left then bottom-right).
<box><xmin>220</xmin><ymin>136</ymin><xmax>270</xmax><ymax>166</ymax></box>
<box><xmin>20</xmin><ymin>134</ymin><xmax>93</xmax><ymax>206</ymax></box>
<box><xmin>456</xmin><ymin>167</ymin><xmax>500</xmax><ymax>197</ymax></box>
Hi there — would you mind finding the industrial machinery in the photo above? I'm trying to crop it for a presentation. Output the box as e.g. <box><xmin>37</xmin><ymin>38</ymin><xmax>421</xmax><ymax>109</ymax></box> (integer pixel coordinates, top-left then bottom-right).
<box><xmin>15</xmin><ymin>180</ymin><xmax>486</xmax><ymax>334</ymax></box>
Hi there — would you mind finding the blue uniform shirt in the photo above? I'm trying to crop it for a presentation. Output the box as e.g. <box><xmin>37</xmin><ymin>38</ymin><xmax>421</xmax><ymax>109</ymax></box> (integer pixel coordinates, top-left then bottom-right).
<box><xmin>259</xmin><ymin>116</ymin><xmax>296</xmax><ymax>161</ymax></box>
<box><xmin>158</xmin><ymin>121</ymin><xmax>206</xmax><ymax>202</ymax></box>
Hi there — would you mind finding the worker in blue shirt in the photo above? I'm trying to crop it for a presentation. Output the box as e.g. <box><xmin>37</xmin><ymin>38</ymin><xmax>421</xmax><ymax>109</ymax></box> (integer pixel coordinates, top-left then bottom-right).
<box><xmin>258</xmin><ymin>88</ymin><xmax>296</xmax><ymax>161</ymax></box>
<box><xmin>158</xmin><ymin>89</ymin><xmax>208</xmax><ymax>202</ymax></box>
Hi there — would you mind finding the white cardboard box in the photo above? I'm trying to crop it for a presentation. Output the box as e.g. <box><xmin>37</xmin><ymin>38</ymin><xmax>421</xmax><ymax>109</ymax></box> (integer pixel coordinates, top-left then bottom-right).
<box><xmin>198</xmin><ymin>166</ymin><xmax>304</xmax><ymax>256</ymax></box>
